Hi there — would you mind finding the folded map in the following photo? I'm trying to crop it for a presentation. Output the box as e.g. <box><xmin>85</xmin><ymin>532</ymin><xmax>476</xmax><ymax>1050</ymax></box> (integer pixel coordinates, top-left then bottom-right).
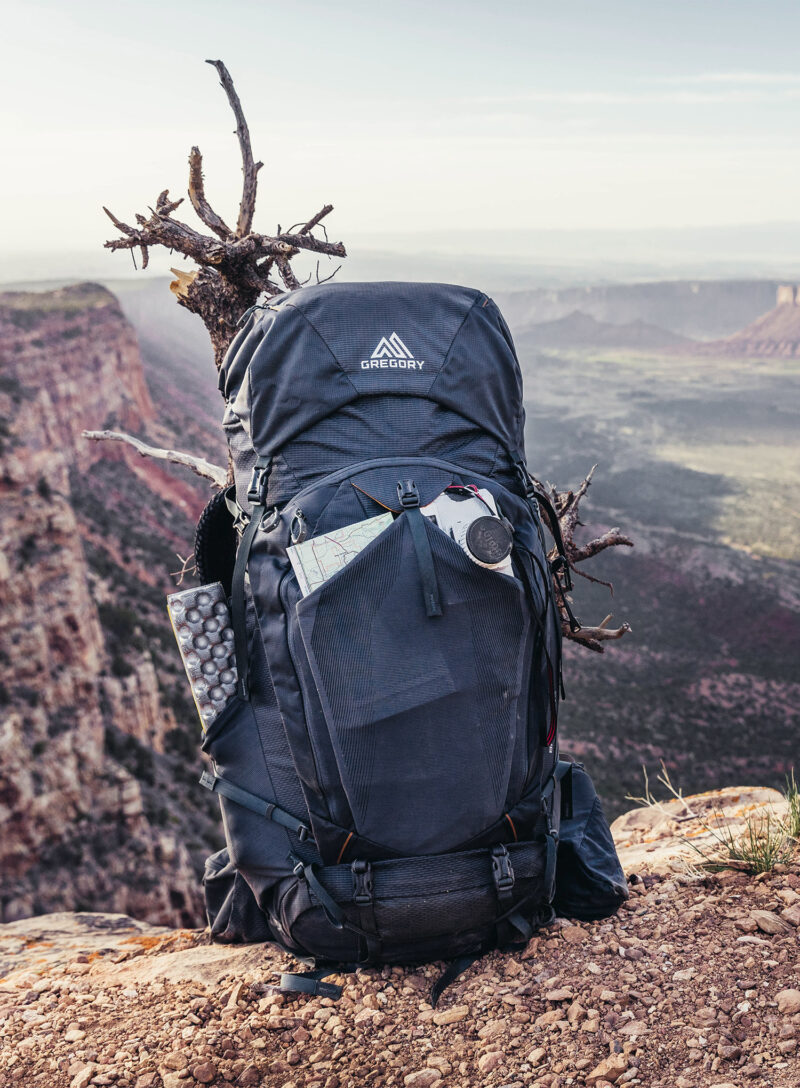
<box><xmin>288</xmin><ymin>511</ymin><xmax>394</xmax><ymax>596</ymax></box>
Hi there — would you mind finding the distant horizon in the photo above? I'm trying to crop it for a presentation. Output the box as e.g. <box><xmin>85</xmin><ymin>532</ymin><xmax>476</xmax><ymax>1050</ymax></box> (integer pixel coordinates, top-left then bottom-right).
<box><xmin>4</xmin><ymin>218</ymin><xmax>800</xmax><ymax>293</ymax></box>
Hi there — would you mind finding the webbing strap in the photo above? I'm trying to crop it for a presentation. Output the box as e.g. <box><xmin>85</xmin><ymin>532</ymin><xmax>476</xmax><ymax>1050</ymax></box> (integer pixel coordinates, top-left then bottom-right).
<box><xmin>289</xmin><ymin>854</ymin><xmax>345</xmax><ymax>929</ymax></box>
<box><xmin>430</xmin><ymin>953</ymin><xmax>481</xmax><ymax>1008</ymax></box>
<box><xmin>279</xmin><ymin>969</ymin><xmax>343</xmax><ymax>1000</ymax></box>
<box><xmin>397</xmin><ymin>480</ymin><xmax>442</xmax><ymax>618</ymax></box>
<box><xmin>231</xmin><ymin>503</ymin><xmax>264</xmax><ymax>699</ymax></box>
<box><xmin>505</xmin><ymin>910</ymin><xmax>534</xmax><ymax>943</ymax></box>
<box><xmin>544</xmin><ymin>829</ymin><xmax>558</xmax><ymax>900</ymax></box>
<box><xmin>199</xmin><ymin>770</ymin><xmax>310</xmax><ymax>841</ymax></box>
<box><xmin>407</xmin><ymin>507</ymin><xmax>442</xmax><ymax>617</ymax></box>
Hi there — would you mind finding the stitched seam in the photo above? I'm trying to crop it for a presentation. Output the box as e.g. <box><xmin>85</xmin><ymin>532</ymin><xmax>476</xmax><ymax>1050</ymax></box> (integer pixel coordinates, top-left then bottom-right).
<box><xmin>575</xmin><ymin>798</ymin><xmax>602</xmax><ymax>853</ymax></box>
<box><xmin>283</xmin><ymin>301</ymin><xmax>361</xmax><ymax>395</ymax></box>
<box><xmin>426</xmin><ymin>294</ymin><xmax>483</xmax><ymax>398</ymax></box>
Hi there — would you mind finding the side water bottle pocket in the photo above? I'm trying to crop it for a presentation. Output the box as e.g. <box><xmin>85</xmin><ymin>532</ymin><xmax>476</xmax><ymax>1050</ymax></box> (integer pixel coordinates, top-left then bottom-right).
<box><xmin>553</xmin><ymin>762</ymin><xmax>629</xmax><ymax>920</ymax></box>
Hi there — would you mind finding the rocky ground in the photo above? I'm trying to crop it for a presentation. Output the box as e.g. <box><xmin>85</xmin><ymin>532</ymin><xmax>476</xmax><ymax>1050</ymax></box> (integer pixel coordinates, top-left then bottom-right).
<box><xmin>1</xmin><ymin>790</ymin><xmax>798</xmax><ymax>1088</ymax></box>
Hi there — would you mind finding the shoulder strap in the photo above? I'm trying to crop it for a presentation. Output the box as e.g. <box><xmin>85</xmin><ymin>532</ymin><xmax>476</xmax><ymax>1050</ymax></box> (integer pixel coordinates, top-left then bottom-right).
<box><xmin>230</xmin><ymin>459</ymin><xmax>274</xmax><ymax>698</ymax></box>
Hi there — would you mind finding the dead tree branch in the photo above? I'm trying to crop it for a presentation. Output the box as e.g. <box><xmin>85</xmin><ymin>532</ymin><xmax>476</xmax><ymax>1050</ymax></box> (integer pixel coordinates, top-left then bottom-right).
<box><xmin>532</xmin><ymin>466</ymin><xmax>634</xmax><ymax>653</ymax></box>
<box><xmin>103</xmin><ymin>59</ymin><xmax>346</xmax><ymax>369</ymax></box>
<box><xmin>82</xmin><ymin>430</ymin><xmax>227</xmax><ymax>488</ymax></box>
<box><xmin>187</xmin><ymin>146</ymin><xmax>233</xmax><ymax>240</ymax></box>
<box><xmin>205</xmin><ymin>58</ymin><xmax>262</xmax><ymax>237</ymax></box>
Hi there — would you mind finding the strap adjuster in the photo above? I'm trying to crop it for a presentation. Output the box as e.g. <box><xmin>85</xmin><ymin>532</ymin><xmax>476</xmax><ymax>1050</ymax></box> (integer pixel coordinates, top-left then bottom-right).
<box><xmin>397</xmin><ymin>479</ymin><xmax>420</xmax><ymax>509</ymax></box>
<box><xmin>490</xmin><ymin>843</ymin><xmax>515</xmax><ymax>900</ymax></box>
<box><xmin>351</xmin><ymin>859</ymin><xmax>373</xmax><ymax>906</ymax></box>
<box><xmin>514</xmin><ymin>461</ymin><xmax>537</xmax><ymax>501</ymax></box>
<box><xmin>247</xmin><ymin>462</ymin><xmax>271</xmax><ymax>505</ymax></box>
<box><xmin>199</xmin><ymin>769</ymin><xmax>217</xmax><ymax>792</ymax></box>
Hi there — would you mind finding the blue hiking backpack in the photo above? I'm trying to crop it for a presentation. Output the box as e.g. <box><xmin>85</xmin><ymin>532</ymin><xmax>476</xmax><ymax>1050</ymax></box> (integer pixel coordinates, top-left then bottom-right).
<box><xmin>195</xmin><ymin>282</ymin><xmax>627</xmax><ymax>998</ymax></box>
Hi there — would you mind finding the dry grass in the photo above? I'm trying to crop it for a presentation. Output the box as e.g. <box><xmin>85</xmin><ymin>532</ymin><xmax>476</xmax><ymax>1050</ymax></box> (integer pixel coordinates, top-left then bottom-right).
<box><xmin>628</xmin><ymin>763</ymin><xmax>799</xmax><ymax>875</ymax></box>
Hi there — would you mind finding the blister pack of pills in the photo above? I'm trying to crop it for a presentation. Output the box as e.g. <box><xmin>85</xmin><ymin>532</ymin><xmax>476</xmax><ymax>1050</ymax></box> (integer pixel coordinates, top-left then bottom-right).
<box><xmin>166</xmin><ymin>582</ymin><xmax>238</xmax><ymax>730</ymax></box>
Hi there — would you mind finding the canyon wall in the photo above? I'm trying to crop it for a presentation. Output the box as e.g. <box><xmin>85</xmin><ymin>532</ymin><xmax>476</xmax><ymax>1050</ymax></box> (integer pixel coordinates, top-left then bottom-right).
<box><xmin>0</xmin><ymin>284</ymin><xmax>219</xmax><ymax>927</ymax></box>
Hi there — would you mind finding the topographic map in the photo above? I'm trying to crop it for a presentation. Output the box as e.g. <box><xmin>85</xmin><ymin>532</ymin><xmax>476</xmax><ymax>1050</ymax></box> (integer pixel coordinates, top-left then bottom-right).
<box><xmin>288</xmin><ymin>511</ymin><xmax>394</xmax><ymax>596</ymax></box>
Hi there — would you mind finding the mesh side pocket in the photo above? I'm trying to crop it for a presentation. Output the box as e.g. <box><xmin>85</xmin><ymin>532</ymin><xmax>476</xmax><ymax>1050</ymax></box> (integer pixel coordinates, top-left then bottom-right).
<box><xmin>203</xmin><ymin>698</ymin><xmax>299</xmax><ymax>893</ymax></box>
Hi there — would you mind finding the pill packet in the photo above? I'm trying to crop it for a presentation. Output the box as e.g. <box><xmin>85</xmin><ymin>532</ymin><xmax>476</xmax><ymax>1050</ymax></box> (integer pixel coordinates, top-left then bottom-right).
<box><xmin>166</xmin><ymin>582</ymin><xmax>238</xmax><ymax>731</ymax></box>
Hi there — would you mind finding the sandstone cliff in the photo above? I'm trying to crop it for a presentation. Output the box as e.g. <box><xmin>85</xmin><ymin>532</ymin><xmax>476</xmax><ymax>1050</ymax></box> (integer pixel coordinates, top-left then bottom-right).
<box><xmin>0</xmin><ymin>284</ymin><xmax>220</xmax><ymax>928</ymax></box>
<box><xmin>0</xmin><ymin>790</ymin><xmax>797</xmax><ymax>1088</ymax></box>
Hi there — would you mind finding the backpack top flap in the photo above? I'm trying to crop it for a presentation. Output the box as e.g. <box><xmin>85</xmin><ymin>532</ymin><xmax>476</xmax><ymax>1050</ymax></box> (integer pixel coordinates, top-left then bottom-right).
<box><xmin>219</xmin><ymin>281</ymin><xmax>526</xmax><ymax>463</ymax></box>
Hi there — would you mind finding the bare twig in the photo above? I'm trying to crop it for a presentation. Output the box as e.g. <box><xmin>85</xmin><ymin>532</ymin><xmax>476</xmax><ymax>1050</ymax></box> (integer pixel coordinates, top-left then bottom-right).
<box><xmin>188</xmin><ymin>146</ymin><xmax>233</xmax><ymax>240</ymax></box>
<box><xmin>566</xmin><ymin>614</ymin><xmax>632</xmax><ymax>653</ymax></box>
<box><xmin>82</xmin><ymin>430</ymin><xmax>227</xmax><ymax>488</ymax></box>
<box><xmin>171</xmin><ymin>552</ymin><xmax>198</xmax><ymax>585</ymax></box>
<box><xmin>530</xmin><ymin>465</ymin><xmax>634</xmax><ymax>651</ymax></box>
<box><xmin>298</xmin><ymin>204</ymin><xmax>333</xmax><ymax>235</ymax></box>
<box><xmin>205</xmin><ymin>59</ymin><xmax>262</xmax><ymax>237</ymax></box>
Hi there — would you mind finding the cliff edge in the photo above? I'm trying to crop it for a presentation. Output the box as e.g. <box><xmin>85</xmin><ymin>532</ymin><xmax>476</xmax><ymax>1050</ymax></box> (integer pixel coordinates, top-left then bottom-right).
<box><xmin>0</xmin><ymin>788</ymin><xmax>797</xmax><ymax>1088</ymax></box>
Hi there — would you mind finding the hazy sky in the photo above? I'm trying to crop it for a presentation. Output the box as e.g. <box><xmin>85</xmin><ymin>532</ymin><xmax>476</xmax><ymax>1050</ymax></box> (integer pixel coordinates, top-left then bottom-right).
<box><xmin>3</xmin><ymin>0</ymin><xmax>800</xmax><ymax>269</ymax></box>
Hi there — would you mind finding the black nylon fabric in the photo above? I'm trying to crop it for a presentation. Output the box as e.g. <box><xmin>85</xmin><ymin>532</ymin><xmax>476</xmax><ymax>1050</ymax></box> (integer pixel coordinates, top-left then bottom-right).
<box><xmin>220</xmin><ymin>282</ymin><xmax>526</xmax><ymax>465</ymax></box>
<box><xmin>266</xmin><ymin>397</ymin><xmax>503</xmax><ymax>507</ymax></box>
<box><xmin>270</xmin><ymin>839</ymin><xmax>549</xmax><ymax>964</ymax></box>
<box><xmin>203</xmin><ymin>848</ymin><xmax>272</xmax><ymax>943</ymax></box>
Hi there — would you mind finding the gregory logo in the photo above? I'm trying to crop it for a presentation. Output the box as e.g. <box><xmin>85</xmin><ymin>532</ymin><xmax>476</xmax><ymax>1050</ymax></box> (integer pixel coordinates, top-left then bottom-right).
<box><xmin>361</xmin><ymin>332</ymin><xmax>425</xmax><ymax>370</ymax></box>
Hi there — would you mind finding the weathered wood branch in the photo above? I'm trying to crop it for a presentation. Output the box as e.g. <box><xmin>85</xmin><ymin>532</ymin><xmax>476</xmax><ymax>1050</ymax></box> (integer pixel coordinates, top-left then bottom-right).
<box><xmin>82</xmin><ymin>430</ymin><xmax>227</xmax><ymax>488</ymax></box>
<box><xmin>205</xmin><ymin>59</ymin><xmax>262</xmax><ymax>237</ymax></box>
<box><xmin>566</xmin><ymin>614</ymin><xmax>632</xmax><ymax>654</ymax></box>
<box><xmin>532</xmin><ymin>467</ymin><xmax>634</xmax><ymax>653</ymax></box>
<box><xmin>103</xmin><ymin>60</ymin><xmax>346</xmax><ymax>368</ymax></box>
<box><xmin>188</xmin><ymin>146</ymin><xmax>233</xmax><ymax>241</ymax></box>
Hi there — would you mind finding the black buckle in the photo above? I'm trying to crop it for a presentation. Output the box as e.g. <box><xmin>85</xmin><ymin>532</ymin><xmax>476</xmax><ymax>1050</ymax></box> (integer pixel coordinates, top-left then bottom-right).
<box><xmin>396</xmin><ymin>480</ymin><xmax>420</xmax><ymax>509</ymax></box>
<box><xmin>291</xmin><ymin>857</ymin><xmax>305</xmax><ymax>879</ymax></box>
<box><xmin>247</xmin><ymin>462</ymin><xmax>271</xmax><ymax>506</ymax></box>
<box><xmin>297</xmin><ymin>824</ymin><xmax>309</xmax><ymax>843</ymax></box>
<box><xmin>490</xmin><ymin>844</ymin><xmax>515</xmax><ymax>900</ymax></box>
<box><xmin>514</xmin><ymin>461</ymin><xmax>537</xmax><ymax>501</ymax></box>
<box><xmin>351</xmin><ymin>859</ymin><xmax>373</xmax><ymax>906</ymax></box>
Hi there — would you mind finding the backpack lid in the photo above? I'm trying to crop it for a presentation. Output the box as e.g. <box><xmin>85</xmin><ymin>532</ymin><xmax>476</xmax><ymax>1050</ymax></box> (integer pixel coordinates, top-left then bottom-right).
<box><xmin>220</xmin><ymin>281</ymin><xmax>526</xmax><ymax>463</ymax></box>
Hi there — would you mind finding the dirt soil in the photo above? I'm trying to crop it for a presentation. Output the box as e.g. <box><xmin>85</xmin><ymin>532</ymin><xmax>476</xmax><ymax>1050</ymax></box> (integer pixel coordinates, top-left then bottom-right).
<box><xmin>1</xmin><ymin>856</ymin><xmax>799</xmax><ymax>1088</ymax></box>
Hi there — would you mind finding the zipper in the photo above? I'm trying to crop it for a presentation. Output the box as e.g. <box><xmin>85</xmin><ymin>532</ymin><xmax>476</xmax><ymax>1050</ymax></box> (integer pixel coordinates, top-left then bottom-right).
<box><xmin>278</xmin><ymin>569</ymin><xmax>331</xmax><ymax>821</ymax></box>
<box><xmin>276</xmin><ymin>454</ymin><xmax>529</xmax><ymax>518</ymax></box>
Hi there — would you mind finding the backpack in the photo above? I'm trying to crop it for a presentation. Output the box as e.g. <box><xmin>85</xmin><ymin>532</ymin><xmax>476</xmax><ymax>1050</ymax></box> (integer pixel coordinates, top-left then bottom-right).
<box><xmin>193</xmin><ymin>281</ymin><xmax>626</xmax><ymax>998</ymax></box>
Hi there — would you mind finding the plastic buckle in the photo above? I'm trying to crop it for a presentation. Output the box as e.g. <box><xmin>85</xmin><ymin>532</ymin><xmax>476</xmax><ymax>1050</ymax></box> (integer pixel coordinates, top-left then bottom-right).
<box><xmin>199</xmin><ymin>769</ymin><xmax>217</xmax><ymax>792</ymax></box>
<box><xmin>490</xmin><ymin>844</ymin><xmax>515</xmax><ymax>897</ymax></box>
<box><xmin>247</xmin><ymin>463</ymin><xmax>270</xmax><ymax>506</ymax></box>
<box><xmin>291</xmin><ymin>858</ymin><xmax>305</xmax><ymax>879</ymax></box>
<box><xmin>297</xmin><ymin>824</ymin><xmax>309</xmax><ymax>843</ymax></box>
<box><xmin>396</xmin><ymin>479</ymin><xmax>420</xmax><ymax>509</ymax></box>
<box><xmin>514</xmin><ymin>461</ymin><xmax>537</xmax><ymax>501</ymax></box>
<box><xmin>232</xmin><ymin>508</ymin><xmax>250</xmax><ymax>534</ymax></box>
<box><xmin>351</xmin><ymin>859</ymin><xmax>374</xmax><ymax>906</ymax></box>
